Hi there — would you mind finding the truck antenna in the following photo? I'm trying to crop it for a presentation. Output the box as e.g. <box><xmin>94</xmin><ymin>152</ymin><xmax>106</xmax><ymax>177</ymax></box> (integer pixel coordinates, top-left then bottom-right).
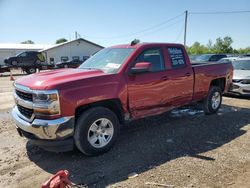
<box><xmin>131</xmin><ymin>39</ymin><xmax>140</xmax><ymax>46</ymax></box>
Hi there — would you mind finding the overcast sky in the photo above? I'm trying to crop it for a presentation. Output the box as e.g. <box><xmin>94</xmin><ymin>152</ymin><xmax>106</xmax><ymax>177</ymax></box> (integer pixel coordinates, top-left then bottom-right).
<box><xmin>0</xmin><ymin>0</ymin><xmax>249</xmax><ymax>48</ymax></box>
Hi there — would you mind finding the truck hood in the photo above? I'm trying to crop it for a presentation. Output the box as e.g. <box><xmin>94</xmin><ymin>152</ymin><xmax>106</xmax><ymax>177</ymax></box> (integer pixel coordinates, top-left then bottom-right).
<box><xmin>15</xmin><ymin>68</ymin><xmax>106</xmax><ymax>90</ymax></box>
<box><xmin>233</xmin><ymin>70</ymin><xmax>250</xmax><ymax>80</ymax></box>
<box><xmin>4</xmin><ymin>57</ymin><xmax>15</xmax><ymax>64</ymax></box>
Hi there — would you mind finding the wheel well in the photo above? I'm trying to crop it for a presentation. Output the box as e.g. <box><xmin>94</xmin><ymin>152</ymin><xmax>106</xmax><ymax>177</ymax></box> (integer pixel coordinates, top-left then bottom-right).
<box><xmin>210</xmin><ymin>78</ymin><xmax>226</xmax><ymax>92</ymax></box>
<box><xmin>75</xmin><ymin>99</ymin><xmax>124</xmax><ymax>124</ymax></box>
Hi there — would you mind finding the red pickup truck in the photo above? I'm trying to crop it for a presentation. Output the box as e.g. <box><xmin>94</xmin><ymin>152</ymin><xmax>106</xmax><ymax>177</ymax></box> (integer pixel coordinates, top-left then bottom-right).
<box><xmin>12</xmin><ymin>42</ymin><xmax>233</xmax><ymax>156</ymax></box>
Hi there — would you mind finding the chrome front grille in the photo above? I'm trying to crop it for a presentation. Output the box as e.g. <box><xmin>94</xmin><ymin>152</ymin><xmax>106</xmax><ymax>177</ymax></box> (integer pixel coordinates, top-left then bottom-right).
<box><xmin>17</xmin><ymin>104</ymin><xmax>33</xmax><ymax>119</ymax></box>
<box><xmin>16</xmin><ymin>89</ymin><xmax>33</xmax><ymax>101</ymax></box>
<box><xmin>14</xmin><ymin>84</ymin><xmax>34</xmax><ymax>121</ymax></box>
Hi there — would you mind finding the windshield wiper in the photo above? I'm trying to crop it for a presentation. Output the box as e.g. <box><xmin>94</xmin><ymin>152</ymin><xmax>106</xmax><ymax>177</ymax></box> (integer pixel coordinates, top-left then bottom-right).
<box><xmin>80</xmin><ymin>67</ymin><xmax>103</xmax><ymax>71</ymax></box>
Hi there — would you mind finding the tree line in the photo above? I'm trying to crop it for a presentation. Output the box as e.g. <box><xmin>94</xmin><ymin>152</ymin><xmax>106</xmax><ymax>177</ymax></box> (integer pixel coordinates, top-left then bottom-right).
<box><xmin>20</xmin><ymin>36</ymin><xmax>250</xmax><ymax>54</ymax></box>
<box><xmin>186</xmin><ymin>36</ymin><xmax>250</xmax><ymax>55</ymax></box>
<box><xmin>20</xmin><ymin>38</ymin><xmax>68</xmax><ymax>45</ymax></box>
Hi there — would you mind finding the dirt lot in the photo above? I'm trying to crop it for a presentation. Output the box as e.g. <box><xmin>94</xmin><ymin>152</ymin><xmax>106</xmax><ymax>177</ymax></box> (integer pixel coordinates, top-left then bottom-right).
<box><xmin>0</xmin><ymin>73</ymin><xmax>250</xmax><ymax>188</ymax></box>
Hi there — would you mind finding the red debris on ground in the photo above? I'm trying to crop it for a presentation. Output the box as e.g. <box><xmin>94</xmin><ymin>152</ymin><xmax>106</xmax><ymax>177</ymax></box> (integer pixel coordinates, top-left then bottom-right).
<box><xmin>41</xmin><ymin>170</ymin><xmax>72</xmax><ymax>188</ymax></box>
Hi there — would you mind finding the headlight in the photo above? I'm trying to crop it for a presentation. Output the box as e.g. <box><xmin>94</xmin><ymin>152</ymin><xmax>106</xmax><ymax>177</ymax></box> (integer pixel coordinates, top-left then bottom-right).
<box><xmin>33</xmin><ymin>90</ymin><xmax>60</xmax><ymax>117</ymax></box>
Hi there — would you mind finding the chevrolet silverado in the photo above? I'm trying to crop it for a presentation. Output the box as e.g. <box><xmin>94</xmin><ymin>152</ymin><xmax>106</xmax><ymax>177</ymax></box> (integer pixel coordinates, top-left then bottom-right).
<box><xmin>12</xmin><ymin>42</ymin><xmax>233</xmax><ymax>156</ymax></box>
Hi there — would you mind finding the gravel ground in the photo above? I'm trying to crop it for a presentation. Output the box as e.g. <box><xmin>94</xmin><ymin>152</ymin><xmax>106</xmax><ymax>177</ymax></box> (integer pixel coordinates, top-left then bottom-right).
<box><xmin>0</xmin><ymin>73</ymin><xmax>250</xmax><ymax>188</ymax></box>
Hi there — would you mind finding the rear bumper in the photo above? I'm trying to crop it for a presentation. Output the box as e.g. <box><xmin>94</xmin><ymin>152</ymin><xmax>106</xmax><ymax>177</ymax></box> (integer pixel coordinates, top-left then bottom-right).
<box><xmin>12</xmin><ymin>106</ymin><xmax>75</xmax><ymax>151</ymax></box>
<box><xmin>0</xmin><ymin>65</ymin><xmax>10</xmax><ymax>73</ymax></box>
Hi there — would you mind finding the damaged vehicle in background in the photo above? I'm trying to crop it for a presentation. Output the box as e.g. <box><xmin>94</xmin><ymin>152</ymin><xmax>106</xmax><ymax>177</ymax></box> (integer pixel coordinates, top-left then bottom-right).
<box><xmin>228</xmin><ymin>57</ymin><xmax>250</xmax><ymax>96</ymax></box>
<box><xmin>55</xmin><ymin>59</ymin><xmax>84</xmax><ymax>68</ymax></box>
<box><xmin>4</xmin><ymin>51</ymin><xmax>54</xmax><ymax>74</ymax></box>
<box><xmin>218</xmin><ymin>57</ymin><xmax>238</xmax><ymax>63</ymax></box>
<box><xmin>55</xmin><ymin>56</ymin><xmax>89</xmax><ymax>68</ymax></box>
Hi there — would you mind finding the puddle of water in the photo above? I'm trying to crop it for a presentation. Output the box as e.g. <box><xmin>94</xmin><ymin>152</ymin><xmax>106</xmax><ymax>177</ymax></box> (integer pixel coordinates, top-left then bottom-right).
<box><xmin>170</xmin><ymin>108</ymin><xmax>203</xmax><ymax>117</ymax></box>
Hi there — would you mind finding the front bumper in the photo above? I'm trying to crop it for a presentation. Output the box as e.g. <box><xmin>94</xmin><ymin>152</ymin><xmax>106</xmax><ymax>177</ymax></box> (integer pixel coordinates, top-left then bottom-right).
<box><xmin>228</xmin><ymin>83</ymin><xmax>250</xmax><ymax>96</ymax></box>
<box><xmin>12</xmin><ymin>106</ymin><xmax>75</xmax><ymax>151</ymax></box>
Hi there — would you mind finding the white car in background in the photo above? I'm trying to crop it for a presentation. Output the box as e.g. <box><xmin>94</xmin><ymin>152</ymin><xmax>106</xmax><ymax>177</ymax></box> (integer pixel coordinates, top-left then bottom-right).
<box><xmin>228</xmin><ymin>57</ymin><xmax>250</xmax><ymax>96</ymax></box>
<box><xmin>218</xmin><ymin>57</ymin><xmax>238</xmax><ymax>63</ymax></box>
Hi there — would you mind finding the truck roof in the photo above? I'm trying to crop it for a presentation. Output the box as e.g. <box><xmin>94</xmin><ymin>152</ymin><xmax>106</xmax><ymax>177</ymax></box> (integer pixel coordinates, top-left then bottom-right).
<box><xmin>110</xmin><ymin>42</ymin><xmax>184</xmax><ymax>49</ymax></box>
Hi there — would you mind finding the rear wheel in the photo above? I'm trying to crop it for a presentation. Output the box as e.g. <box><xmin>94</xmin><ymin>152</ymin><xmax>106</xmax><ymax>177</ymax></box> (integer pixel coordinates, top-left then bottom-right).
<box><xmin>74</xmin><ymin>107</ymin><xmax>120</xmax><ymax>156</ymax></box>
<box><xmin>25</xmin><ymin>67</ymin><xmax>37</xmax><ymax>74</ymax></box>
<box><xmin>36</xmin><ymin>60</ymin><xmax>41</xmax><ymax>64</ymax></box>
<box><xmin>203</xmin><ymin>86</ymin><xmax>222</xmax><ymax>114</ymax></box>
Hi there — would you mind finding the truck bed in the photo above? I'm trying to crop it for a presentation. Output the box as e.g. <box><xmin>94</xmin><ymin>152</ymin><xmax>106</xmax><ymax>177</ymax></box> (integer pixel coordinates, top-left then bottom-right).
<box><xmin>191</xmin><ymin>61</ymin><xmax>233</xmax><ymax>101</ymax></box>
<box><xmin>191</xmin><ymin>61</ymin><xmax>229</xmax><ymax>66</ymax></box>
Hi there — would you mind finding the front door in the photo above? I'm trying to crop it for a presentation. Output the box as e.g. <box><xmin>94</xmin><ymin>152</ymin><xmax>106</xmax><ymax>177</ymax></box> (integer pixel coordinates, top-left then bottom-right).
<box><xmin>127</xmin><ymin>47</ymin><xmax>170</xmax><ymax>119</ymax></box>
<box><xmin>17</xmin><ymin>52</ymin><xmax>33</xmax><ymax>66</ymax></box>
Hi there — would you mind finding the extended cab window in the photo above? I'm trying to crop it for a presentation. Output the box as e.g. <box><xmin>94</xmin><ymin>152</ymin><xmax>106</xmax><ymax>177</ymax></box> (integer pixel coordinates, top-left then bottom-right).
<box><xmin>136</xmin><ymin>48</ymin><xmax>165</xmax><ymax>72</ymax></box>
<box><xmin>167</xmin><ymin>47</ymin><xmax>186</xmax><ymax>69</ymax></box>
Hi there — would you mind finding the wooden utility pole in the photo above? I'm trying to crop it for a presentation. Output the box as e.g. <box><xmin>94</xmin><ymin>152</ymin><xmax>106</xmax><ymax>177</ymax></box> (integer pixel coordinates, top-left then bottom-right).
<box><xmin>75</xmin><ymin>31</ymin><xmax>78</xmax><ymax>39</ymax></box>
<box><xmin>184</xmin><ymin>10</ymin><xmax>188</xmax><ymax>47</ymax></box>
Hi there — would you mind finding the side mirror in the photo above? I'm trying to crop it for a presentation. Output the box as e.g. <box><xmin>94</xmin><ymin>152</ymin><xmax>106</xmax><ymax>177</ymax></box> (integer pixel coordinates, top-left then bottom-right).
<box><xmin>130</xmin><ymin>62</ymin><xmax>151</xmax><ymax>74</ymax></box>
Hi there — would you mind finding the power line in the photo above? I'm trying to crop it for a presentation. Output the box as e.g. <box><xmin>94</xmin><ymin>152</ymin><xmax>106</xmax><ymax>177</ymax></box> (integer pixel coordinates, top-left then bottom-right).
<box><xmin>135</xmin><ymin>18</ymin><xmax>184</xmax><ymax>38</ymax></box>
<box><xmin>79</xmin><ymin>10</ymin><xmax>250</xmax><ymax>45</ymax></box>
<box><xmin>190</xmin><ymin>10</ymin><xmax>250</xmax><ymax>15</ymax></box>
<box><xmin>130</xmin><ymin>12</ymin><xmax>184</xmax><ymax>37</ymax></box>
<box><xmin>81</xmin><ymin>12</ymin><xmax>184</xmax><ymax>39</ymax></box>
<box><xmin>173</xmin><ymin>22</ymin><xmax>185</xmax><ymax>43</ymax></box>
<box><xmin>184</xmin><ymin>10</ymin><xmax>250</xmax><ymax>46</ymax></box>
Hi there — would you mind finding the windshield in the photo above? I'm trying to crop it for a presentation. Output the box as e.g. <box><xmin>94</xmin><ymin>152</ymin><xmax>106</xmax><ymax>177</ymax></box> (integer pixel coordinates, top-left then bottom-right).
<box><xmin>195</xmin><ymin>54</ymin><xmax>212</xmax><ymax>62</ymax></box>
<box><xmin>79</xmin><ymin>48</ymin><xmax>134</xmax><ymax>73</ymax></box>
<box><xmin>16</xmin><ymin>52</ymin><xmax>27</xmax><ymax>57</ymax></box>
<box><xmin>232</xmin><ymin>60</ymin><xmax>250</xmax><ymax>70</ymax></box>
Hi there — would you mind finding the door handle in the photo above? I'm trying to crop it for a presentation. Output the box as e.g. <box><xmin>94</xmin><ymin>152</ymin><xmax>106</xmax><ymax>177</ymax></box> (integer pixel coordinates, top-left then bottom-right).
<box><xmin>185</xmin><ymin>72</ymin><xmax>191</xmax><ymax>77</ymax></box>
<box><xmin>161</xmin><ymin>76</ymin><xmax>168</xmax><ymax>80</ymax></box>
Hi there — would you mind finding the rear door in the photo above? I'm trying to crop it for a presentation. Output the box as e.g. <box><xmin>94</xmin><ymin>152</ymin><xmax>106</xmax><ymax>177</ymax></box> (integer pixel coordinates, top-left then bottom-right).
<box><xmin>27</xmin><ymin>52</ymin><xmax>37</xmax><ymax>65</ymax></box>
<box><xmin>164</xmin><ymin>46</ymin><xmax>194</xmax><ymax>106</ymax></box>
<box><xmin>127</xmin><ymin>47</ymin><xmax>169</xmax><ymax>118</ymax></box>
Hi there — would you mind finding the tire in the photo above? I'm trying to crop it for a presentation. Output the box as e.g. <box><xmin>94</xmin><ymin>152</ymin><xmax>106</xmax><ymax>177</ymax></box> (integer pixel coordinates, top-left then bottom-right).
<box><xmin>25</xmin><ymin>67</ymin><xmax>37</xmax><ymax>74</ymax></box>
<box><xmin>203</xmin><ymin>86</ymin><xmax>222</xmax><ymax>115</ymax></box>
<box><xmin>74</xmin><ymin>107</ymin><xmax>120</xmax><ymax>156</ymax></box>
<box><xmin>12</xmin><ymin>61</ymin><xmax>18</xmax><ymax>66</ymax></box>
<box><xmin>36</xmin><ymin>60</ymin><xmax>41</xmax><ymax>64</ymax></box>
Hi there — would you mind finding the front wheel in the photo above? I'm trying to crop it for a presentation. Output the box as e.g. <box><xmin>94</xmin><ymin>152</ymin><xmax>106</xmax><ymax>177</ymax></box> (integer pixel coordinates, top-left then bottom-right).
<box><xmin>203</xmin><ymin>86</ymin><xmax>222</xmax><ymax>115</ymax></box>
<box><xmin>74</xmin><ymin>107</ymin><xmax>120</xmax><ymax>156</ymax></box>
<box><xmin>12</xmin><ymin>60</ymin><xmax>18</xmax><ymax>66</ymax></box>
